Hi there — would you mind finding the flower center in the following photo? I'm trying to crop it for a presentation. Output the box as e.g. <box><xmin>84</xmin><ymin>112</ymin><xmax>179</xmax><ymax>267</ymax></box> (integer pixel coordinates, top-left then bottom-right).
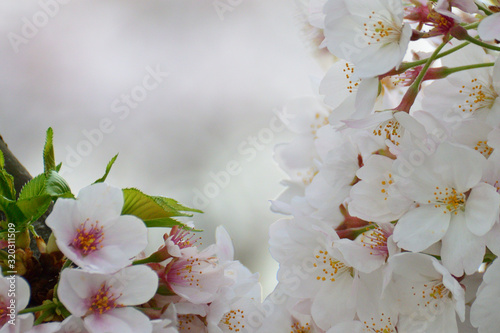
<box><xmin>363</xmin><ymin>11</ymin><xmax>402</xmax><ymax>45</ymax></box>
<box><xmin>88</xmin><ymin>284</ymin><xmax>122</xmax><ymax>315</ymax></box>
<box><xmin>0</xmin><ymin>299</ymin><xmax>9</xmax><ymax>326</ymax></box>
<box><xmin>379</xmin><ymin>173</ymin><xmax>394</xmax><ymax>200</ymax></box>
<box><xmin>221</xmin><ymin>309</ymin><xmax>245</xmax><ymax>332</ymax></box>
<box><xmin>360</xmin><ymin>227</ymin><xmax>390</xmax><ymax>256</ymax></box>
<box><xmin>474</xmin><ymin>140</ymin><xmax>494</xmax><ymax>158</ymax></box>
<box><xmin>428</xmin><ymin>187</ymin><xmax>466</xmax><ymax>215</ymax></box>
<box><xmin>313</xmin><ymin>249</ymin><xmax>352</xmax><ymax>282</ymax></box>
<box><xmin>71</xmin><ymin>219</ymin><xmax>105</xmax><ymax>256</ymax></box>
<box><xmin>168</xmin><ymin>255</ymin><xmax>207</xmax><ymax>288</ymax></box>
<box><xmin>373</xmin><ymin>119</ymin><xmax>403</xmax><ymax>146</ymax></box>
<box><xmin>458</xmin><ymin>78</ymin><xmax>498</xmax><ymax>114</ymax></box>
<box><xmin>169</xmin><ymin>226</ymin><xmax>201</xmax><ymax>249</ymax></box>
<box><xmin>342</xmin><ymin>62</ymin><xmax>360</xmax><ymax>94</ymax></box>
<box><xmin>411</xmin><ymin>280</ymin><xmax>451</xmax><ymax>311</ymax></box>
<box><xmin>291</xmin><ymin>319</ymin><xmax>313</xmax><ymax>332</ymax></box>
<box><xmin>362</xmin><ymin>312</ymin><xmax>396</xmax><ymax>332</ymax></box>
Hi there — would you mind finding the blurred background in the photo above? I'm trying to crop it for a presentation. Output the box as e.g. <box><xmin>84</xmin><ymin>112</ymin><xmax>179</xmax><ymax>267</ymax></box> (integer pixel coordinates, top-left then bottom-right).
<box><xmin>0</xmin><ymin>0</ymin><xmax>324</xmax><ymax>295</ymax></box>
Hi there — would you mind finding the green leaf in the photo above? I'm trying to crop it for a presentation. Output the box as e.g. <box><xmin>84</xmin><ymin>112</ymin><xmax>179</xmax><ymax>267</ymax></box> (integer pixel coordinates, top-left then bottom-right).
<box><xmin>142</xmin><ymin>217</ymin><xmax>201</xmax><ymax>231</ymax></box>
<box><xmin>45</xmin><ymin>171</ymin><xmax>73</xmax><ymax>198</ymax></box>
<box><xmin>0</xmin><ymin>149</ymin><xmax>4</xmax><ymax>169</ymax></box>
<box><xmin>0</xmin><ymin>169</ymin><xmax>15</xmax><ymax>201</ymax></box>
<box><xmin>93</xmin><ymin>154</ymin><xmax>118</xmax><ymax>184</ymax></box>
<box><xmin>0</xmin><ymin>150</ymin><xmax>15</xmax><ymax>201</ymax></box>
<box><xmin>152</xmin><ymin>196</ymin><xmax>203</xmax><ymax>215</ymax></box>
<box><xmin>18</xmin><ymin>173</ymin><xmax>46</xmax><ymax>200</ymax></box>
<box><xmin>122</xmin><ymin>188</ymin><xmax>169</xmax><ymax>220</ymax></box>
<box><xmin>16</xmin><ymin>195</ymin><xmax>52</xmax><ymax>224</ymax></box>
<box><xmin>122</xmin><ymin>188</ymin><xmax>198</xmax><ymax>230</ymax></box>
<box><xmin>0</xmin><ymin>196</ymin><xmax>26</xmax><ymax>224</ymax></box>
<box><xmin>43</xmin><ymin>128</ymin><xmax>56</xmax><ymax>176</ymax></box>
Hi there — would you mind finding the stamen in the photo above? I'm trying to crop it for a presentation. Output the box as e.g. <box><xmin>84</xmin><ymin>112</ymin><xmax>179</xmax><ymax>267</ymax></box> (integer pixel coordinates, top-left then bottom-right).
<box><xmin>71</xmin><ymin>219</ymin><xmax>104</xmax><ymax>256</ymax></box>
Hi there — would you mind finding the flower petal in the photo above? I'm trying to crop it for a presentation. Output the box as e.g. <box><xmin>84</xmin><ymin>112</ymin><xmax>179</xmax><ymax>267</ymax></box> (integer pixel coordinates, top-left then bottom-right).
<box><xmin>393</xmin><ymin>205</ymin><xmax>450</xmax><ymax>252</ymax></box>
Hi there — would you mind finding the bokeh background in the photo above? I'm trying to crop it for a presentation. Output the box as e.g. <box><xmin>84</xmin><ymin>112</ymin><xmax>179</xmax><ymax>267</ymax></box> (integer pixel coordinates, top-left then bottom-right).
<box><xmin>0</xmin><ymin>0</ymin><xmax>324</xmax><ymax>295</ymax></box>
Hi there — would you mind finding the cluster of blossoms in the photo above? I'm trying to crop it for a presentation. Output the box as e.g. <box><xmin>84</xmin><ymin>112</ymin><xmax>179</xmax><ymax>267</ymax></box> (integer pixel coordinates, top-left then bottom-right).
<box><xmin>2</xmin><ymin>0</ymin><xmax>500</xmax><ymax>332</ymax></box>
<box><xmin>263</xmin><ymin>0</ymin><xmax>500</xmax><ymax>332</ymax></box>
<box><xmin>0</xmin><ymin>180</ymin><xmax>263</xmax><ymax>332</ymax></box>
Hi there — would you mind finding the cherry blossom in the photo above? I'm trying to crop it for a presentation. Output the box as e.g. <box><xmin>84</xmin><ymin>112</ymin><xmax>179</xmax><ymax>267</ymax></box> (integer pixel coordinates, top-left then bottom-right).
<box><xmin>323</xmin><ymin>0</ymin><xmax>412</xmax><ymax>78</ymax></box>
<box><xmin>57</xmin><ymin>265</ymin><xmax>158</xmax><ymax>333</ymax></box>
<box><xmin>386</xmin><ymin>253</ymin><xmax>465</xmax><ymax>332</ymax></box>
<box><xmin>46</xmin><ymin>183</ymin><xmax>148</xmax><ymax>274</ymax></box>
<box><xmin>0</xmin><ymin>273</ymin><xmax>31</xmax><ymax>333</ymax></box>
<box><xmin>393</xmin><ymin>142</ymin><xmax>500</xmax><ymax>275</ymax></box>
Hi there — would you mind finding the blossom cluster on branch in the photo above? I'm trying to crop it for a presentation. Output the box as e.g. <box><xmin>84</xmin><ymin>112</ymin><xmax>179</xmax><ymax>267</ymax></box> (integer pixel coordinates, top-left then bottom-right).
<box><xmin>1</xmin><ymin>0</ymin><xmax>499</xmax><ymax>332</ymax></box>
<box><xmin>0</xmin><ymin>131</ymin><xmax>263</xmax><ymax>332</ymax></box>
<box><xmin>262</xmin><ymin>0</ymin><xmax>500</xmax><ymax>332</ymax></box>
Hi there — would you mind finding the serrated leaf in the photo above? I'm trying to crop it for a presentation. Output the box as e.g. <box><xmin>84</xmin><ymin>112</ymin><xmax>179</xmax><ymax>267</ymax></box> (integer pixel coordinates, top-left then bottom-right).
<box><xmin>93</xmin><ymin>154</ymin><xmax>118</xmax><ymax>184</ymax></box>
<box><xmin>152</xmin><ymin>196</ymin><xmax>203</xmax><ymax>215</ymax></box>
<box><xmin>18</xmin><ymin>173</ymin><xmax>46</xmax><ymax>200</ymax></box>
<box><xmin>0</xmin><ymin>196</ymin><xmax>26</xmax><ymax>224</ymax></box>
<box><xmin>43</xmin><ymin>128</ymin><xmax>56</xmax><ymax>176</ymax></box>
<box><xmin>142</xmin><ymin>217</ymin><xmax>200</xmax><ymax>230</ymax></box>
<box><xmin>0</xmin><ymin>169</ymin><xmax>15</xmax><ymax>201</ymax></box>
<box><xmin>45</xmin><ymin>171</ymin><xmax>73</xmax><ymax>198</ymax></box>
<box><xmin>122</xmin><ymin>188</ymin><xmax>168</xmax><ymax>220</ymax></box>
<box><xmin>122</xmin><ymin>188</ymin><xmax>200</xmax><ymax>230</ymax></box>
<box><xmin>16</xmin><ymin>195</ymin><xmax>52</xmax><ymax>224</ymax></box>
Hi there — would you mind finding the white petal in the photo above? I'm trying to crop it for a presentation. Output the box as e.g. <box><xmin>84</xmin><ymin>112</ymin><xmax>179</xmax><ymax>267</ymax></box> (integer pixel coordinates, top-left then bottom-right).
<box><xmin>311</xmin><ymin>274</ymin><xmax>356</xmax><ymax>330</ymax></box>
<box><xmin>76</xmin><ymin>183</ymin><xmax>123</xmax><ymax>223</ymax></box>
<box><xmin>478</xmin><ymin>13</ymin><xmax>500</xmax><ymax>41</ymax></box>
<box><xmin>112</xmin><ymin>266</ymin><xmax>158</xmax><ymax>305</ymax></box>
<box><xmin>215</xmin><ymin>226</ymin><xmax>234</xmax><ymax>262</ymax></box>
<box><xmin>393</xmin><ymin>205</ymin><xmax>450</xmax><ymax>252</ymax></box>
<box><xmin>441</xmin><ymin>213</ymin><xmax>485</xmax><ymax>276</ymax></box>
<box><xmin>465</xmin><ymin>182</ymin><xmax>500</xmax><ymax>236</ymax></box>
<box><xmin>84</xmin><ymin>307</ymin><xmax>152</xmax><ymax>333</ymax></box>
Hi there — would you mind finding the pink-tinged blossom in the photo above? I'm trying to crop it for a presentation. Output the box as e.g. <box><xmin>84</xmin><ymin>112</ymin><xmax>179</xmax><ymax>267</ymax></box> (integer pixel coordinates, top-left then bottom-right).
<box><xmin>26</xmin><ymin>316</ymin><xmax>88</xmax><ymax>333</ymax></box>
<box><xmin>0</xmin><ymin>273</ymin><xmax>31</xmax><ymax>333</ymax></box>
<box><xmin>335</xmin><ymin>223</ymin><xmax>399</xmax><ymax>274</ymax></box>
<box><xmin>162</xmin><ymin>246</ymin><xmax>227</xmax><ymax>305</ymax></box>
<box><xmin>323</xmin><ymin>0</ymin><xmax>412</xmax><ymax>78</ymax></box>
<box><xmin>0</xmin><ymin>314</ymin><xmax>34</xmax><ymax>333</ymax></box>
<box><xmin>435</xmin><ymin>0</ymin><xmax>478</xmax><ymax>21</ymax></box>
<box><xmin>46</xmin><ymin>183</ymin><xmax>148</xmax><ymax>274</ymax></box>
<box><xmin>57</xmin><ymin>265</ymin><xmax>158</xmax><ymax>333</ymax></box>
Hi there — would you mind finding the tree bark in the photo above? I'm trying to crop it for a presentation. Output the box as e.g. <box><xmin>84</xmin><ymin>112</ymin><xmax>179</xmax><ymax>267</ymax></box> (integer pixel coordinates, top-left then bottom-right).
<box><xmin>0</xmin><ymin>135</ymin><xmax>52</xmax><ymax>256</ymax></box>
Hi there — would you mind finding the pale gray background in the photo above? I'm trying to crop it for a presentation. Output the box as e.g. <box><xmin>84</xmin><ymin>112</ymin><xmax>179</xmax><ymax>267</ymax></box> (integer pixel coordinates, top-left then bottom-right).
<box><xmin>0</xmin><ymin>0</ymin><xmax>323</xmax><ymax>295</ymax></box>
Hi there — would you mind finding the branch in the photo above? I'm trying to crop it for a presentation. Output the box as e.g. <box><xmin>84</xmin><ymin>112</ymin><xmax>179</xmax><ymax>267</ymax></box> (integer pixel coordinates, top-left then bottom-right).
<box><xmin>0</xmin><ymin>135</ymin><xmax>52</xmax><ymax>256</ymax></box>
